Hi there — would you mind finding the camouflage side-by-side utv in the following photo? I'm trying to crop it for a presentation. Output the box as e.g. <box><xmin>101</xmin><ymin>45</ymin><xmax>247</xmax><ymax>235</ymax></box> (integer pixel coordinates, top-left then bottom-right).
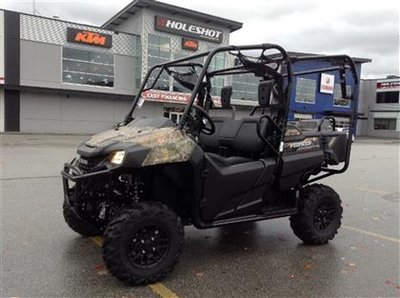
<box><xmin>61</xmin><ymin>43</ymin><xmax>359</xmax><ymax>285</ymax></box>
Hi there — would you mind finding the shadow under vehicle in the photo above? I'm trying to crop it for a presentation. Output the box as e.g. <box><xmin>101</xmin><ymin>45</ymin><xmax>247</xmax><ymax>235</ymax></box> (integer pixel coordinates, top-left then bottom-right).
<box><xmin>61</xmin><ymin>43</ymin><xmax>359</xmax><ymax>285</ymax></box>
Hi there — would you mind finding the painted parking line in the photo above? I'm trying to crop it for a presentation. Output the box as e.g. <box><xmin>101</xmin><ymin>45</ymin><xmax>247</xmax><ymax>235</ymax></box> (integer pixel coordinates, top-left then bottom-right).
<box><xmin>1</xmin><ymin>175</ymin><xmax>60</xmax><ymax>181</ymax></box>
<box><xmin>90</xmin><ymin>237</ymin><xmax>180</xmax><ymax>298</ymax></box>
<box><xmin>354</xmin><ymin>187</ymin><xmax>391</xmax><ymax>195</ymax></box>
<box><xmin>149</xmin><ymin>283</ymin><xmax>179</xmax><ymax>298</ymax></box>
<box><xmin>342</xmin><ymin>225</ymin><xmax>400</xmax><ymax>244</ymax></box>
<box><xmin>90</xmin><ymin>236</ymin><xmax>103</xmax><ymax>247</ymax></box>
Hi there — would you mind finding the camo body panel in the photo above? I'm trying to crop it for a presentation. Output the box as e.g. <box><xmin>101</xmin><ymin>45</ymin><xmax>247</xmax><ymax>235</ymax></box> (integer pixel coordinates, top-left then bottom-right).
<box><xmin>85</xmin><ymin>126</ymin><xmax>196</xmax><ymax>166</ymax></box>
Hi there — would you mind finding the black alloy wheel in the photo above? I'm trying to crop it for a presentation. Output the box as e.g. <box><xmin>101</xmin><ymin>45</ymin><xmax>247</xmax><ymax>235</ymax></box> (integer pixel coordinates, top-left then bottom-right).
<box><xmin>128</xmin><ymin>225</ymin><xmax>170</xmax><ymax>269</ymax></box>
<box><xmin>102</xmin><ymin>201</ymin><xmax>184</xmax><ymax>285</ymax></box>
<box><xmin>313</xmin><ymin>202</ymin><xmax>336</xmax><ymax>232</ymax></box>
<box><xmin>290</xmin><ymin>184</ymin><xmax>343</xmax><ymax>245</ymax></box>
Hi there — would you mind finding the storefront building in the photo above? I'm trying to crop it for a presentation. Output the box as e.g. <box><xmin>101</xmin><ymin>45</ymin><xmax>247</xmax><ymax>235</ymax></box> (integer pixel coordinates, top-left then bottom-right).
<box><xmin>0</xmin><ymin>0</ymin><xmax>375</xmax><ymax>135</ymax></box>
<box><xmin>1</xmin><ymin>8</ymin><xmax>142</xmax><ymax>134</ymax></box>
<box><xmin>358</xmin><ymin>78</ymin><xmax>400</xmax><ymax>138</ymax></box>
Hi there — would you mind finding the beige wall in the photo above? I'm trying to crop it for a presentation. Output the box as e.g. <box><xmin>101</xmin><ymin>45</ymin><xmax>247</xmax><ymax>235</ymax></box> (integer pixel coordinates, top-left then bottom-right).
<box><xmin>0</xmin><ymin>10</ymin><xmax>4</xmax><ymax>132</ymax></box>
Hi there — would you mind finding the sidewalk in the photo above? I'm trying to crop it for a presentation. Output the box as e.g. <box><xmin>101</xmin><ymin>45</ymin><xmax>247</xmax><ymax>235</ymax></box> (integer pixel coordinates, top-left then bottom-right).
<box><xmin>355</xmin><ymin>136</ymin><xmax>400</xmax><ymax>144</ymax></box>
<box><xmin>1</xmin><ymin>133</ymin><xmax>90</xmax><ymax>147</ymax></box>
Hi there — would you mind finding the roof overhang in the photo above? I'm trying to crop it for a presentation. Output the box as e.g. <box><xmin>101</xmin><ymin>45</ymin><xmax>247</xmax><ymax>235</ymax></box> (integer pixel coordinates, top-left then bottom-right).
<box><xmin>102</xmin><ymin>0</ymin><xmax>243</xmax><ymax>32</ymax></box>
<box><xmin>287</xmin><ymin>51</ymin><xmax>371</xmax><ymax>64</ymax></box>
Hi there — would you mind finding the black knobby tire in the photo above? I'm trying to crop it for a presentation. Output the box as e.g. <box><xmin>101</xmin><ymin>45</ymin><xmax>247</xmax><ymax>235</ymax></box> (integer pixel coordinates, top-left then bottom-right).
<box><xmin>102</xmin><ymin>201</ymin><xmax>184</xmax><ymax>285</ymax></box>
<box><xmin>63</xmin><ymin>200</ymin><xmax>99</xmax><ymax>236</ymax></box>
<box><xmin>290</xmin><ymin>184</ymin><xmax>343</xmax><ymax>245</ymax></box>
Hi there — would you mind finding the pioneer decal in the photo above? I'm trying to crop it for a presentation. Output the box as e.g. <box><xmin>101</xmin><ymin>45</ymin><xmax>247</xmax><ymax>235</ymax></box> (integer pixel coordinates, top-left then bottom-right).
<box><xmin>283</xmin><ymin>137</ymin><xmax>320</xmax><ymax>153</ymax></box>
<box><xmin>67</xmin><ymin>28</ymin><xmax>112</xmax><ymax>48</ymax></box>
<box><xmin>155</xmin><ymin>15</ymin><xmax>223</xmax><ymax>43</ymax></box>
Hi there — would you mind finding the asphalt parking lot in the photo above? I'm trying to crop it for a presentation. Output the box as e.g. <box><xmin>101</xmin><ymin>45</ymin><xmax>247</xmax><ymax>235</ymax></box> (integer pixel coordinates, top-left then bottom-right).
<box><xmin>1</xmin><ymin>134</ymin><xmax>399</xmax><ymax>297</ymax></box>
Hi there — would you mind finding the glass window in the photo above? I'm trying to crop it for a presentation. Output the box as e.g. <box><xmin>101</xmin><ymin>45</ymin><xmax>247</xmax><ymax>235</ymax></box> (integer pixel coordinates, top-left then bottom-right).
<box><xmin>148</xmin><ymin>34</ymin><xmax>160</xmax><ymax>46</ymax></box>
<box><xmin>208</xmin><ymin>53</ymin><xmax>225</xmax><ymax>71</ymax></box>
<box><xmin>147</xmin><ymin>34</ymin><xmax>171</xmax><ymax>91</ymax></box>
<box><xmin>159</xmin><ymin>36</ymin><xmax>170</xmax><ymax>50</ymax></box>
<box><xmin>376</xmin><ymin>91</ymin><xmax>399</xmax><ymax>104</ymax></box>
<box><xmin>374</xmin><ymin>118</ymin><xmax>397</xmax><ymax>130</ymax></box>
<box><xmin>208</xmin><ymin>53</ymin><xmax>226</xmax><ymax>96</ymax></box>
<box><xmin>295</xmin><ymin>78</ymin><xmax>316</xmax><ymax>103</ymax></box>
<box><xmin>333</xmin><ymin>84</ymin><xmax>351</xmax><ymax>107</ymax></box>
<box><xmin>62</xmin><ymin>47</ymin><xmax>114</xmax><ymax>87</ymax></box>
<box><xmin>147</xmin><ymin>34</ymin><xmax>170</xmax><ymax>62</ymax></box>
<box><xmin>232</xmin><ymin>73</ymin><xmax>259</xmax><ymax>101</ymax></box>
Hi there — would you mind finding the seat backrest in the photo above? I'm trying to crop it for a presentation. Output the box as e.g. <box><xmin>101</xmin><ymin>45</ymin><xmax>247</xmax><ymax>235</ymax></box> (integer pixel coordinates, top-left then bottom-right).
<box><xmin>218</xmin><ymin>116</ymin><xmax>268</xmax><ymax>155</ymax></box>
<box><xmin>199</xmin><ymin>116</ymin><xmax>227</xmax><ymax>152</ymax></box>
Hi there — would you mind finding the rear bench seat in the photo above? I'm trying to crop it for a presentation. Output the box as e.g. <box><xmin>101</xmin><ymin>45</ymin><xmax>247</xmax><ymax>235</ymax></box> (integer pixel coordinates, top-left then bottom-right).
<box><xmin>200</xmin><ymin>116</ymin><xmax>270</xmax><ymax>166</ymax></box>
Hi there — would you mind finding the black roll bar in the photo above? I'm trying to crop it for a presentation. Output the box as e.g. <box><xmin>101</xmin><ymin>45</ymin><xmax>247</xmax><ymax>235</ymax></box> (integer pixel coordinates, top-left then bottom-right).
<box><xmin>123</xmin><ymin>50</ymin><xmax>210</xmax><ymax>124</ymax></box>
<box><xmin>122</xmin><ymin>43</ymin><xmax>359</xmax><ymax>183</ymax></box>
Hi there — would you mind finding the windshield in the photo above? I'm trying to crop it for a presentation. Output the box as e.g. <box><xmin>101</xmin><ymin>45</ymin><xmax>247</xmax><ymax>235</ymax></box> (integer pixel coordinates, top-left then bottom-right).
<box><xmin>132</xmin><ymin>54</ymin><xmax>207</xmax><ymax>113</ymax></box>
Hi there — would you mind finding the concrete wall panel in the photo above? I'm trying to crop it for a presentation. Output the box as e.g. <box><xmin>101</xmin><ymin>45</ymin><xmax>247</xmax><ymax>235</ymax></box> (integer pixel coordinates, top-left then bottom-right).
<box><xmin>20</xmin><ymin>40</ymin><xmax>138</xmax><ymax>95</ymax></box>
<box><xmin>20</xmin><ymin>91</ymin><xmax>123</xmax><ymax>134</ymax></box>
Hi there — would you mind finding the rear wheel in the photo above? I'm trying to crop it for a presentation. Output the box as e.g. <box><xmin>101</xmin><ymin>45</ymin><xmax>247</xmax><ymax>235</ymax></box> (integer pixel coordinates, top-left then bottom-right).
<box><xmin>102</xmin><ymin>201</ymin><xmax>184</xmax><ymax>285</ymax></box>
<box><xmin>290</xmin><ymin>184</ymin><xmax>342</xmax><ymax>245</ymax></box>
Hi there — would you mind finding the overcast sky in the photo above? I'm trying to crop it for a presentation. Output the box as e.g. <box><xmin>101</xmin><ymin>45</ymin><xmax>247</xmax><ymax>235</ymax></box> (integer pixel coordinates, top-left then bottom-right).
<box><xmin>1</xmin><ymin>0</ymin><xmax>399</xmax><ymax>79</ymax></box>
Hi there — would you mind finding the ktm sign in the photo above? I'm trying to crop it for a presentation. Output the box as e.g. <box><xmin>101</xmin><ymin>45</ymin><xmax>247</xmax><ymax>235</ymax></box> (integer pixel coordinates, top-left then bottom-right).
<box><xmin>182</xmin><ymin>38</ymin><xmax>198</xmax><ymax>51</ymax></box>
<box><xmin>67</xmin><ymin>28</ymin><xmax>112</xmax><ymax>48</ymax></box>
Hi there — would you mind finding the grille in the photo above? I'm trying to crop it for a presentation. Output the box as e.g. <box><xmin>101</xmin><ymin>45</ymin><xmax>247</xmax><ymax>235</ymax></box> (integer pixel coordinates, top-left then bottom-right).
<box><xmin>78</xmin><ymin>156</ymin><xmax>106</xmax><ymax>173</ymax></box>
<box><xmin>78</xmin><ymin>158</ymin><xmax>91</xmax><ymax>173</ymax></box>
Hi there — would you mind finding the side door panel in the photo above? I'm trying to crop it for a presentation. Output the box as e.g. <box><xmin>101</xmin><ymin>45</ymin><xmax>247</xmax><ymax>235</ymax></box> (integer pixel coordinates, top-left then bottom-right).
<box><xmin>200</xmin><ymin>155</ymin><xmax>275</xmax><ymax>222</ymax></box>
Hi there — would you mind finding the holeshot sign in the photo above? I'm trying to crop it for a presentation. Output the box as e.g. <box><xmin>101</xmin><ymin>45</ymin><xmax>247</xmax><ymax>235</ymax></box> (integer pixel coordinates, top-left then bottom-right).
<box><xmin>155</xmin><ymin>15</ymin><xmax>223</xmax><ymax>43</ymax></box>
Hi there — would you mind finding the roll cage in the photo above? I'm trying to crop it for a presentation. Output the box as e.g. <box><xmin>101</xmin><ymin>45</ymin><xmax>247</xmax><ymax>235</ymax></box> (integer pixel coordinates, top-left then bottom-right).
<box><xmin>123</xmin><ymin>43</ymin><xmax>359</xmax><ymax>183</ymax></box>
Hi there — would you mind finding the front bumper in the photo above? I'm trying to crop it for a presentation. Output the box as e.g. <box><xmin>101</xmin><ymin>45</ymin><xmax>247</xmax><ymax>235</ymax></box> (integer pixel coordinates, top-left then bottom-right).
<box><xmin>61</xmin><ymin>159</ymin><xmax>112</xmax><ymax>204</ymax></box>
<box><xmin>61</xmin><ymin>159</ymin><xmax>111</xmax><ymax>182</ymax></box>
<box><xmin>61</xmin><ymin>159</ymin><xmax>113</xmax><ymax>233</ymax></box>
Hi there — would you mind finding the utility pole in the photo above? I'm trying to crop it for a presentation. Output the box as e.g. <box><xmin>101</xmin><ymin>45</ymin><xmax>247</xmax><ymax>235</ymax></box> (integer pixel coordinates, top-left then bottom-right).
<box><xmin>32</xmin><ymin>0</ymin><xmax>41</xmax><ymax>15</ymax></box>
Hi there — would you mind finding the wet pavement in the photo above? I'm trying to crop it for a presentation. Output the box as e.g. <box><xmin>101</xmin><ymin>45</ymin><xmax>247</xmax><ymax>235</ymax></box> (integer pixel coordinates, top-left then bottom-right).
<box><xmin>1</xmin><ymin>134</ymin><xmax>399</xmax><ymax>297</ymax></box>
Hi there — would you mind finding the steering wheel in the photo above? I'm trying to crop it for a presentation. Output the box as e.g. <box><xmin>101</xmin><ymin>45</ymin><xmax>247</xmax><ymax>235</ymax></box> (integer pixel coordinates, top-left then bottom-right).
<box><xmin>190</xmin><ymin>104</ymin><xmax>216</xmax><ymax>135</ymax></box>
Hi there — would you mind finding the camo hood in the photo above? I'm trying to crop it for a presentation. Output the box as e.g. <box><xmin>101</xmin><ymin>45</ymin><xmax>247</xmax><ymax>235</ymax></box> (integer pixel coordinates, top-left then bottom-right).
<box><xmin>85</xmin><ymin>126</ymin><xmax>197</xmax><ymax>166</ymax></box>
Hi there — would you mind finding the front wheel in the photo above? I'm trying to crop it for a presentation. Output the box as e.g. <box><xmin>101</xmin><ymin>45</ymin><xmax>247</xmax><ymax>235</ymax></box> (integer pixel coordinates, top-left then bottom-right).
<box><xmin>102</xmin><ymin>201</ymin><xmax>184</xmax><ymax>285</ymax></box>
<box><xmin>290</xmin><ymin>184</ymin><xmax>343</xmax><ymax>245</ymax></box>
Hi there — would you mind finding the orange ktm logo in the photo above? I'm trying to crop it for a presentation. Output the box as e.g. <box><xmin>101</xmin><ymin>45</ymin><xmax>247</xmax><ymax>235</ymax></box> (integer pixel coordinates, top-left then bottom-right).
<box><xmin>67</xmin><ymin>28</ymin><xmax>112</xmax><ymax>48</ymax></box>
<box><xmin>184</xmin><ymin>40</ymin><xmax>197</xmax><ymax>48</ymax></box>
<box><xmin>74</xmin><ymin>31</ymin><xmax>106</xmax><ymax>46</ymax></box>
<box><xmin>182</xmin><ymin>38</ymin><xmax>198</xmax><ymax>51</ymax></box>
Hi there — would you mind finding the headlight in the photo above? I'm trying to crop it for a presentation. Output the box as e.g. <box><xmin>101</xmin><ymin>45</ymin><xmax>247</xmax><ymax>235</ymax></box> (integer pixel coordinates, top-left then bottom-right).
<box><xmin>109</xmin><ymin>151</ymin><xmax>126</xmax><ymax>165</ymax></box>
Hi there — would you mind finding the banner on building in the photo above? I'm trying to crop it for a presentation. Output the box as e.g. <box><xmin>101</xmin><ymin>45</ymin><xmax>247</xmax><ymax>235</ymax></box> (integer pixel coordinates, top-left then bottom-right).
<box><xmin>320</xmin><ymin>73</ymin><xmax>335</xmax><ymax>94</ymax></box>
<box><xmin>376</xmin><ymin>80</ymin><xmax>400</xmax><ymax>91</ymax></box>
